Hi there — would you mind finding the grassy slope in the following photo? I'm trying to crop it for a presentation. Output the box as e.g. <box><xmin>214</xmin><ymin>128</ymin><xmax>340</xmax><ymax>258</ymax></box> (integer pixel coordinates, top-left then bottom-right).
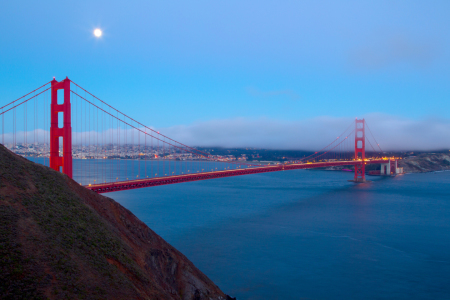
<box><xmin>0</xmin><ymin>145</ymin><xmax>230</xmax><ymax>300</ymax></box>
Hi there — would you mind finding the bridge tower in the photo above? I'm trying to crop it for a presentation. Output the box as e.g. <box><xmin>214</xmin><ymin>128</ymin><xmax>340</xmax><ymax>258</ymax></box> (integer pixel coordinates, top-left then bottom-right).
<box><xmin>354</xmin><ymin>118</ymin><xmax>365</xmax><ymax>182</ymax></box>
<box><xmin>50</xmin><ymin>77</ymin><xmax>73</xmax><ymax>179</ymax></box>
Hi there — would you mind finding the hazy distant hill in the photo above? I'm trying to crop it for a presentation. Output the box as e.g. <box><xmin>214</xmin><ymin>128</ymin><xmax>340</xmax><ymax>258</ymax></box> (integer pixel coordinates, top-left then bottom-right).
<box><xmin>399</xmin><ymin>153</ymin><xmax>450</xmax><ymax>173</ymax></box>
<box><xmin>0</xmin><ymin>144</ymin><xmax>233</xmax><ymax>300</ymax></box>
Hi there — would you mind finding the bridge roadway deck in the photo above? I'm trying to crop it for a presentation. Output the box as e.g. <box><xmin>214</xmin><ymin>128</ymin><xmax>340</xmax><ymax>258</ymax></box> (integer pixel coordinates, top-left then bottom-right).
<box><xmin>86</xmin><ymin>159</ymin><xmax>388</xmax><ymax>193</ymax></box>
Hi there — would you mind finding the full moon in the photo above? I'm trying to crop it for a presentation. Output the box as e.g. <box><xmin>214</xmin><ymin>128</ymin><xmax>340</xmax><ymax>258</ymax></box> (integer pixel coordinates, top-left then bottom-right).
<box><xmin>93</xmin><ymin>28</ymin><xmax>102</xmax><ymax>37</ymax></box>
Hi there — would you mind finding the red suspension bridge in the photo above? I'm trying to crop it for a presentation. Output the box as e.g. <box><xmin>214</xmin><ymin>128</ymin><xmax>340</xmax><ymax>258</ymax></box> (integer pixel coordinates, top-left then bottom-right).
<box><xmin>0</xmin><ymin>77</ymin><xmax>400</xmax><ymax>193</ymax></box>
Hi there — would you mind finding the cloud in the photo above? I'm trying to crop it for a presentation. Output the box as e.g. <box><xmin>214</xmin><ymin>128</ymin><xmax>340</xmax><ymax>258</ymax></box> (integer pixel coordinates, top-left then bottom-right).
<box><xmin>4</xmin><ymin>115</ymin><xmax>449</xmax><ymax>151</ymax></box>
<box><xmin>158</xmin><ymin>114</ymin><xmax>450</xmax><ymax>151</ymax></box>
<box><xmin>359</xmin><ymin>114</ymin><xmax>450</xmax><ymax>151</ymax></box>
<box><xmin>349</xmin><ymin>35</ymin><xmax>439</xmax><ymax>70</ymax></box>
<box><xmin>247</xmin><ymin>87</ymin><xmax>300</xmax><ymax>101</ymax></box>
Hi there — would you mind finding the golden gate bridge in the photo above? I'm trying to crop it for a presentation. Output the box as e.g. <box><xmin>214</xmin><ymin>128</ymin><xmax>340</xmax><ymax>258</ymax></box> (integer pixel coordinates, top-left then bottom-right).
<box><xmin>0</xmin><ymin>77</ymin><xmax>401</xmax><ymax>193</ymax></box>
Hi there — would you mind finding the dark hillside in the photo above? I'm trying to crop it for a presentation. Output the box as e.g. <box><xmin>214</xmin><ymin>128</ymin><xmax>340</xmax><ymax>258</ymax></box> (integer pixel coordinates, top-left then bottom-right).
<box><xmin>0</xmin><ymin>144</ymin><xmax>232</xmax><ymax>300</ymax></box>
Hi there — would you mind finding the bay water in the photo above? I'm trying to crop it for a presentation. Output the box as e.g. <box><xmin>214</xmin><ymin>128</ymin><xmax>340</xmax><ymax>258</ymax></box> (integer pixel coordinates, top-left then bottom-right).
<box><xmin>106</xmin><ymin>168</ymin><xmax>450</xmax><ymax>299</ymax></box>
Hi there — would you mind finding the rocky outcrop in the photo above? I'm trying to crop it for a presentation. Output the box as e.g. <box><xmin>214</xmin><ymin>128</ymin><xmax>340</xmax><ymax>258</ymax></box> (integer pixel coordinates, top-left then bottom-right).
<box><xmin>0</xmin><ymin>144</ymin><xmax>233</xmax><ymax>300</ymax></box>
<box><xmin>399</xmin><ymin>153</ymin><xmax>450</xmax><ymax>173</ymax></box>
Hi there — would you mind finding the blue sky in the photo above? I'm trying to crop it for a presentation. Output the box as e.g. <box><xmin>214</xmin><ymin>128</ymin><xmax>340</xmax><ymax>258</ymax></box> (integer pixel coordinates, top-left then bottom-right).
<box><xmin>1</xmin><ymin>1</ymin><xmax>450</xmax><ymax>149</ymax></box>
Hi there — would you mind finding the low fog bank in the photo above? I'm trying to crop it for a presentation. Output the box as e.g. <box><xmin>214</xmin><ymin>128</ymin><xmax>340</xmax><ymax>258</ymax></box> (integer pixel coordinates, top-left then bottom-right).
<box><xmin>158</xmin><ymin>114</ymin><xmax>450</xmax><ymax>152</ymax></box>
<box><xmin>2</xmin><ymin>114</ymin><xmax>449</xmax><ymax>152</ymax></box>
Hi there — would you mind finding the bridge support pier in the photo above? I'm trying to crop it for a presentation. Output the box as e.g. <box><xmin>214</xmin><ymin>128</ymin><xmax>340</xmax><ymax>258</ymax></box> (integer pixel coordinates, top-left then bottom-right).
<box><xmin>380</xmin><ymin>161</ymin><xmax>390</xmax><ymax>175</ymax></box>
<box><xmin>50</xmin><ymin>77</ymin><xmax>73</xmax><ymax>179</ymax></box>
<box><xmin>380</xmin><ymin>160</ymin><xmax>402</xmax><ymax>176</ymax></box>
